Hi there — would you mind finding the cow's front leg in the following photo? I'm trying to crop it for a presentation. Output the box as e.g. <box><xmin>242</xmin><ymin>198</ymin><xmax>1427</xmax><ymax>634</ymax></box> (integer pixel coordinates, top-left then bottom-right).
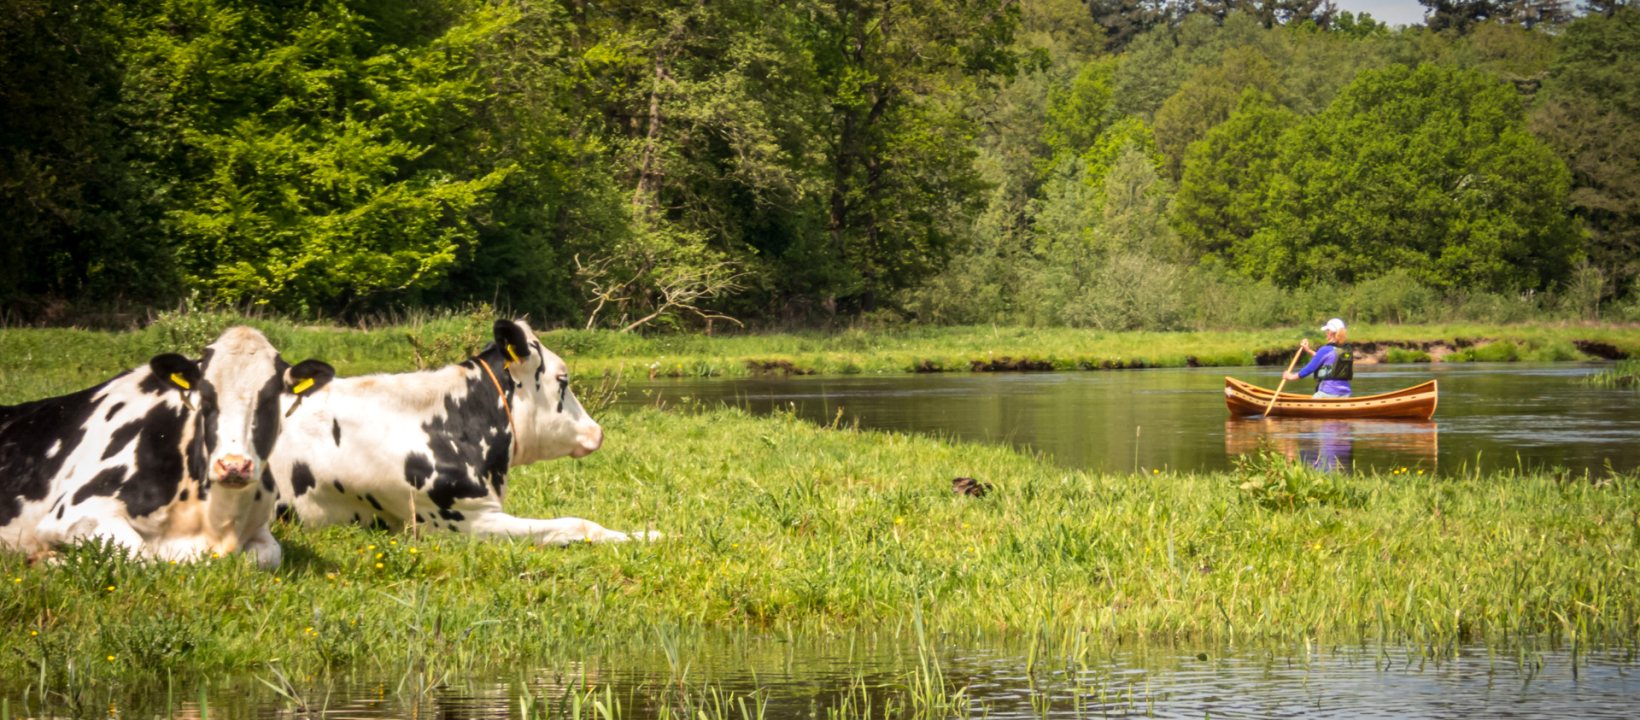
<box><xmin>242</xmin><ymin>525</ymin><xmax>283</xmax><ymax>569</ymax></box>
<box><xmin>463</xmin><ymin>512</ymin><xmax>661</xmax><ymax>545</ymax></box>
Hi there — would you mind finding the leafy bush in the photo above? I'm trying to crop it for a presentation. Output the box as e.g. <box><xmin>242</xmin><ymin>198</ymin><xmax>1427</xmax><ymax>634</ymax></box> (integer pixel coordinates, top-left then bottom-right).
<box><xmin>1347</xmin><ymin>269</ymin><xmax>1438</xmax><ymax>324</ymax></box>
<box><xmin>1233</xmin><ymin>445</ymin><xmax>1365</xmax><ymax>511</ymax></box>
<box><xmin>1383</xmin><ymin>347</ymin><xmax>1431</xmax><ymax>363</ymax></box>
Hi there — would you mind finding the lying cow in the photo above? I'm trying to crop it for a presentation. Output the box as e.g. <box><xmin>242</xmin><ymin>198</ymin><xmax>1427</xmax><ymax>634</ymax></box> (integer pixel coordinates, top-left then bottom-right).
<box><xmin>0</xmin><ymin>327</ymin><xmax>334</xmax><ymax>568</ymax></box>
<box><xmin>269</xmin><ymin>320</ymin><xmax>654</xmax><ymax>544</ymax></box>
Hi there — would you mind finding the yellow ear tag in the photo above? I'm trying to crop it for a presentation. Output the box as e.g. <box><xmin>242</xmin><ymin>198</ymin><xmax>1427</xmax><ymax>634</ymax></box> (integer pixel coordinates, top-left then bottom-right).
<box><xmin>506</xmin><ymin>345</ymin><xmax>521</xmax><ymax>366</ymax></box>
<box><xmin>169</xmin><ymin>373</ymin><xmax>192</xmax><ymax>390</ymax></box>
<box><xmin>291</xmin><ymin>377</ymin><xmax>315</xmax><ymax>395</ymax></box>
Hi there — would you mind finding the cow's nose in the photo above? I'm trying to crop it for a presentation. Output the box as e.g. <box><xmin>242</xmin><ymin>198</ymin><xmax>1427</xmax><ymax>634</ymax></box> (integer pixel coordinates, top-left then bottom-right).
<box><xmin>215</xmin><ymin>455</ymin><xmax>254</xmax><ymax>480</ymax></box>
<box><xmin>571</xmin><ymin>426</ymin><xmax>603</xmax><ymax>458</ymax></box>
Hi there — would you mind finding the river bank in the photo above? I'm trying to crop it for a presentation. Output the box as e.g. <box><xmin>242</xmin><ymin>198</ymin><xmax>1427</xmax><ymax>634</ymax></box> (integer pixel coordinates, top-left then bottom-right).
<box><xmin>3</xmin><ymin>317</ymin><xmax>1639</xmax><ymax>398</ymax></box>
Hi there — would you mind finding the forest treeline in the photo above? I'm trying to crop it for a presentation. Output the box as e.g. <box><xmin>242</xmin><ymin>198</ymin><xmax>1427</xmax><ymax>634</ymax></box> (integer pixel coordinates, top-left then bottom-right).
<box><xmin>2</xmin><ymin>0</ymin><xmax>1637</xmax><ymax>330</ymax></box>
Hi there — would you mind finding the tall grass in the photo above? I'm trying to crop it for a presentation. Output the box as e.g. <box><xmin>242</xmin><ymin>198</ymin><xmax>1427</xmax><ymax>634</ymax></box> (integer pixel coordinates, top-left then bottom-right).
<box><xmin>1585</xmin><ymin>359</ymin><xmax>1640</xmax><ymax>388</ymax></box>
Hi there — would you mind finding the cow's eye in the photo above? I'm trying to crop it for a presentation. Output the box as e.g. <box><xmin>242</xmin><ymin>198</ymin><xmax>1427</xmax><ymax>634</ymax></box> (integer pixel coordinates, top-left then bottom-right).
<box><xmin>557</xmin><ymin>376</ymin><xmax>569</xmax><ymax>408</ymax></box>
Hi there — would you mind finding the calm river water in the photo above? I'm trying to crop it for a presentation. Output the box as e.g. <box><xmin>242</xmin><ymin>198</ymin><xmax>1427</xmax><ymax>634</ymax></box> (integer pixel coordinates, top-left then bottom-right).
<box><xmin>619</xmin><ymin>362</ymin><xmax>1640</xmax><ymax>476</ymax></box>
<box><xmin>98</xmin><ymin>638</ymin><xmax>1639</xmax><ymax>719</ymax></box>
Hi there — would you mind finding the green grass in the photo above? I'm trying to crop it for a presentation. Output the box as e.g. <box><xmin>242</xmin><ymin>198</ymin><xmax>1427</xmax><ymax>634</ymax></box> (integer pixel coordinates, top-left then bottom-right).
<box><xmin>3</xmin><ymin>406</ymin><xmax>1637</xmax><ymax>698</ymax></box>
<box><xmin>1585</xmin><ymin>359</ymin><xmax>1640</xmax><ymax>388</ymax></box>
<box><xmin>4</xmin><ymin>314</ymin><xmax>1639</xmax><ymax>394</ymax></box>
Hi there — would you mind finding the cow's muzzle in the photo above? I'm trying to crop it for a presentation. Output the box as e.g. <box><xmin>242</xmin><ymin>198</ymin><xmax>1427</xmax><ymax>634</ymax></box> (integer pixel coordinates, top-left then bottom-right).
<box><xmin>570</xmin><ymin>425</ymin><xmax>603</xmax><ymax>458</ymax></box>
<box><xmin>213</xmin><ymin>455</ymin><xmax>256</xmax><ymax>487</ymax></box>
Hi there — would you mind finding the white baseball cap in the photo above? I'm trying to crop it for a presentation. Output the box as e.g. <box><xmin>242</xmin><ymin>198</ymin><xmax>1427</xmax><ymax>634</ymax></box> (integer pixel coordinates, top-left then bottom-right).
<box><xmin>1321</xmin><ymin>318</ymin><xmax>1346</xmax><ymax>333</ymax></box>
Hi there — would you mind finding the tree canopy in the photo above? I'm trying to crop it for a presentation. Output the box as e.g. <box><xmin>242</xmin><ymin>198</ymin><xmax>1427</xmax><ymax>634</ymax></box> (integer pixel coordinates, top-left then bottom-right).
<box><xmin>2</xmin><ymin>1</ymin><xmax>1636</xmax><ymax>327</ymax></box>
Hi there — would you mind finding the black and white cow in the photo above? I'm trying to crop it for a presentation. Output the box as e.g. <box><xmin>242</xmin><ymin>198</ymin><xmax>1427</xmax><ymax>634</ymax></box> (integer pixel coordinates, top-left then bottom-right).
<box><xmin>0</xmin><ymin>327</ymin><xmax>334</xmax><ymax>568</ymax></box>
<box><xmin>270</xmin><ymin>320</ymin><xmax>654</xmax><ymax>544</ymax></box>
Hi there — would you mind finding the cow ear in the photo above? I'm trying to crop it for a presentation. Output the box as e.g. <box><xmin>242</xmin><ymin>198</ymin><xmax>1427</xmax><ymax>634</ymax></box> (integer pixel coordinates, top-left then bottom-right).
<box><xmin>150</xmin><ymin>354</ymin><xmax>201</xmax><ymax>392</ymax></box>
<box><xmin>285</xmin><ymin>359</ymin><xmax>335</xmax><ymax>396</ymax></box>
<box><xmin>493</xmin><ymin>320</ymin><xmax>530</xmax><ymax>365</ymax></box>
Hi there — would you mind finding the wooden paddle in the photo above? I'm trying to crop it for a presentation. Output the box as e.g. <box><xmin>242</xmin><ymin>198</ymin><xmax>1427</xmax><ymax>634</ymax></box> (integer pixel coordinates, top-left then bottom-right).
<box><xmin>1263</xmin><ymin>344</ymin><xmax>1306</xmax><ymax>417</ymax></box>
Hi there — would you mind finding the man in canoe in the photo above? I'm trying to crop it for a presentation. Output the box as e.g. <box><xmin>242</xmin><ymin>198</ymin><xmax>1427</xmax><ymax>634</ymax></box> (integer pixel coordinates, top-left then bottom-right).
<box><xmin>1283</xmin><ymin>318</ymin><xmax>1353</xmax><ymax>398</ymax></box>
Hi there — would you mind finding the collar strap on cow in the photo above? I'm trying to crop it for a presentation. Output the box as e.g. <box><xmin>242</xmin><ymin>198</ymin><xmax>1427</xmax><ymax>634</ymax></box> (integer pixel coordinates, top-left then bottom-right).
<box><xmin>478</xmin><ymin>357</ymin><xmax>522</xmax><ymax>459</ymax></box>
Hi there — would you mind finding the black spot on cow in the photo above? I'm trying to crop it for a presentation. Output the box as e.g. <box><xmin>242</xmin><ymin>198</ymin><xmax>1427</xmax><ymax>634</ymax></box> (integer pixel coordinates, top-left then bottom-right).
<box><xmin>438</xmin><ymin>508</ymin><xmax>465</xmax><ymax>522</ymax></box>
<box><xmin>73</xmin><ymin>466</ymin><xmax>127</xmax><ymax>505</ymax></box>
<box><xmin>250</xmin><ymin>366</ymin><xmax>287</xmax><ymax>462</ymax></box>
<box><xmin>365</xmin><ymin>493</ymin><xmax>383</xmax><ymax>512</ymax></box>
<box><xmin>416</xmin><ymin>367</ymin><xmax>510</xmax><ymax>515</ymax></box>
<box><xmin>101</xmin><ymin>420</ymin><xmax>142</xmax><ymax>461</ymax></box>
<box><xmin>254</xmin><ymin>490</ymin><xmax>263</xmax><ymax>501</ymax></box>
<box><xmin>276</xmin><ymin>503</ymin><xmax>296</xmax><ymax>522</ymax></box>
<box><xmin>179</xmin><ymin>487</ymin><xmax>189</xmax><ymax>502</ymax></box>
<box><xmin>0</xmin><ymin>381</ymin><xmax>106</xmax><ymax>526</ymax></box>
<box><xmin>105</xmin><ymin>402</ymin><xmax>125</xmax><ymax>421</ymax></box>
<box><xmin>414</xmin><ymin>513</ymin><xmax>424</xmax><ymax>524</ymax></box>
<box><xmin>118</xmin><ymin>402</ymin><xmax>190</xmax><ymax>518</ymax></box>
<box><xmin>260</xmin><ymin>466</ymin><xmax>276</xmax><ymax>492</ymax></box>
<box><xmin>55</xmin><ymin>504</ymin><xmax>64</xmax><ymax>520</ymax></box>
<box><xmin>369</xmin><ymin>516</ymin><xmax>390</xmax><ymax>532</ymax></box>
<box><xmin>290</xmin><ymin>462</ymin><xmax>317</xmax><ymax>497</ymax></box>
<box><xmin>352</xmin><ymin>512</ymin><xmax>361</xmax><ymax>524</ymax></box>
<box><xmin>404</xmin><ymin>454</ymin><xmax>433</xmax><ymax>490</ymax></box>
<box><xmin>332</xmin><ymin>419</ymin><xmax>342</xmax><ymax>446</ymax></box>
<box><xmin>333</xmin><ymin>479</ymin><xmax>346</xmax><ymax>494</ymax></box>
<box><xmin>529</xmin><ymin>338</ymin><xmax>546</xmax><ymax>390</ymax></box>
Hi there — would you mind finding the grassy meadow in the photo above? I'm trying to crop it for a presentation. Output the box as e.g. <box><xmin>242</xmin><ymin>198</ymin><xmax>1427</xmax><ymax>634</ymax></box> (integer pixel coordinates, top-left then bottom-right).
<box><xmin>2</xmin><ymin>317</ymin><xmax>1639</xmax><ymax>711</ymax></box>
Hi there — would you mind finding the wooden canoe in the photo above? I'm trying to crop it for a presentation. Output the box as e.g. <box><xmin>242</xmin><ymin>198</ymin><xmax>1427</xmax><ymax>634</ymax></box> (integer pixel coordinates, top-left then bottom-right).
<box><xmin>1224</xmin><ymin>376</ymin><xmax>1438</xmax><ymax>420</ymax></box>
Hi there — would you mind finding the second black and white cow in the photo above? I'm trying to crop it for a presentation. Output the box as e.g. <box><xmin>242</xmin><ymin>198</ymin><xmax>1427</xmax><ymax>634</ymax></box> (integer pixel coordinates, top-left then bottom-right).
<box><xmin>0</xmin><ymin>327</ymin><xmax>334</xmax><ymax>568</ymax></box>
<box><xmin>270</xmin><ymin>320</ymin><xmax>654</xmax><ymax>544</ymax></box>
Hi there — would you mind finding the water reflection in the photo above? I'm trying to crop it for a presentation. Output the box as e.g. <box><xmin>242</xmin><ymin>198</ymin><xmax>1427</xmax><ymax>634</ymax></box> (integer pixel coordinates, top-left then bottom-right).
<box><xmin>71</xmin><ymin>641</ymin><xmax>1634</xmax><ymax>719</ymax></box>
<box><xmin>1225</xmin><ymin>418</ymin><xmax>1439</xmax><ymax>473</ymax></box>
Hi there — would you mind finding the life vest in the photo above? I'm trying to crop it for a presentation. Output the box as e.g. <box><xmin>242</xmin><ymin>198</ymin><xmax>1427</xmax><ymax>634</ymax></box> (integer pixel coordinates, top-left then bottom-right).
<box><xmin>1317</xmin><ymin>344</ymin><xmax>1354</xmax><ymax>381</ymax></box>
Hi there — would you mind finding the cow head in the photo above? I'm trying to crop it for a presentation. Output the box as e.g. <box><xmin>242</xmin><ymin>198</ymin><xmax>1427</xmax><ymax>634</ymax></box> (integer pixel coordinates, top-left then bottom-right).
<box><xmin>160</xmin><ymin>327</ymin><xmax>335</xmax><ymax>489</ymax></box>
<box><xmin>491</xmin><ymin>320</ymin><xmax>602</xmax><ymax>462</ymax></box>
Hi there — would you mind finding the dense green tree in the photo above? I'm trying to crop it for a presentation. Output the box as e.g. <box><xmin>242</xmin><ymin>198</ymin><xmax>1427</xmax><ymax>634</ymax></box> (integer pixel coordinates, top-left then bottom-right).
<box><xmin>1045</xmin><ymin>58</ymin><xmax>1121</xmax><ymax>158</ymax></box>
<box><xmin>116</xmin><ymin>0</ymin><xmax>514</xmax><ymax>315</ymax></box>
<box><xmin>1531</xmin><ymin>7</ymin><xmax>1640</xmax><ymax>301</ymax></box>
<box><xmin>0</xmin><ymin>0</ymin><xmax>168</xmax><ymax>317</ymax></box>
<box><xmin>1238</xmin><ymin>63</ymin><xmax>1577</xmax><ymax>290</ymax></box>
<box><xmin>1152</xmin><ymin>44</ymin><xmax>1280</xmax><ymax>178</ymax></box>
<box><xmin>1421</xmin><ymin>0</ymin><xmax>1498</xmax><ymax>33</ymax></box>
<box><xmin>1172</xmin><ymin>89</ymin><xmax>1297</xmax><ymax>257</ymax></box>
<box><xmin>799</xmin><ymin>0</ymin><xmax>1019</xmax><ymax>314</ymax></box>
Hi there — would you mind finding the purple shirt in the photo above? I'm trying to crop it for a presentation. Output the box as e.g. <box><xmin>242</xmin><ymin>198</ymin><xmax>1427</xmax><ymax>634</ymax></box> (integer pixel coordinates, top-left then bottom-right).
<box><xmin>1296</xmin><ymin>344</ymin><xmax>1351</xmax><ymax>396</ymax></box>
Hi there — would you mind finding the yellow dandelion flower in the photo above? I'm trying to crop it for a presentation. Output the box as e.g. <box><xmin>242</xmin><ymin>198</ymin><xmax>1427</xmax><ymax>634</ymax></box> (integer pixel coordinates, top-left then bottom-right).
<box><xmin>894</xmin><ymin>517</ymin><xmax>904</xmax><ymax>525</ymax></box>
<box><xmin>11</xmin><ymin>577</ymin><xmax>20</xmax><ymax>584</ymax></box>
<box><xmin>30</xmin><ymin>630</ymin><xmax>39</xmax><ymax>637</ymax></box>
<box><xmin>106</xmin><ymin>655</ymin><xmax>115</xmax><ymax>662</ymax></box>
<box><xmin>105</xmin><ymin>585</ymin><xmax>115</xmax><ymax>592</ymax></box>
<box><xmin>374</xmin><ymin>562</ymin><xmax>384</xmax><ymax>569</ymax></box>
<box><xmin>367</xmin><ymin>544</ymin><xmax>376</xmax><ymax>551</ymax></box>
<box><xmin>375</xmin><ymin>553</ymin><xmax>383</xmax><ymax>560</ymax></box>
<box><xmin>390</xmin><ymin>540</ymin><xmax>398</xmax><ymax>546</ymax></box>
<box><xmin>407</xmin><ymin>548</ymin><xmax>418</xmax><ymax>555</ymax></box>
